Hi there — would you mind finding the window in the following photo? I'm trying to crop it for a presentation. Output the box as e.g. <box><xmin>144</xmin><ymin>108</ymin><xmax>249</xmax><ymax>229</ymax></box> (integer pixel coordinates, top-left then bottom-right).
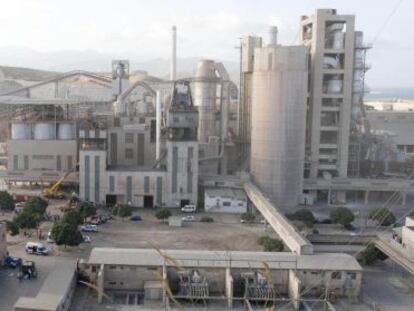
<box><xmin>238</xmin><ymin>202</ymin><xmax>244</xmax><ymax>207</ymax></box>
<box><xmin>109</xmin><ymin>265</ymin><xmax>116</xmax><ymax>270</ymax></box>
<box><xmin>125</xmin><ymin>148</ymin><xmax>134</xmax><ymax>159</ymax></box>
<box><xmin>407</xmin><ymin>145</ymin><xmax>414</xmax><ymax>153</ymax></box>
<box><xmin>91</xmin><ymin>266</ymin><xmax>97</xmax><ymax>273</ymax></box>
<box><xmin>347</xmin><ymin>272</ymin><xmax>357</xmax><ymax>280</ymax></box>
<box><xmin>125</xmin><ymin>133</ymin><xmax>134</xmax><ymax>144</ymax></box>
<box><xmin>222</xmin><ymin>201</ymin><xmax>231</xmax><ymax>207</ymax></box>
<box><xmin>109</xmin><ymin>176</ymin><xmax>115</xmax><ymax>192</ymax></box>
<box><xmin>331</xmin><ymin>271</ymin><xmax>341</xmax><ymax>279</ymax></box>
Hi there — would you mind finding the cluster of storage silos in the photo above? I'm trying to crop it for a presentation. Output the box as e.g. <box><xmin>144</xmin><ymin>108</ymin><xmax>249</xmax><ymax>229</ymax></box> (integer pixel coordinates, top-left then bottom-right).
<box><xmin>250</xmin><ymin>44</ymin><xmax>308</xmax><ymax>207</ymax></box>
<box><xmin>10</xmin><ymin>122</ymin><xmax>76</xmax><ymax>140</ymax></box>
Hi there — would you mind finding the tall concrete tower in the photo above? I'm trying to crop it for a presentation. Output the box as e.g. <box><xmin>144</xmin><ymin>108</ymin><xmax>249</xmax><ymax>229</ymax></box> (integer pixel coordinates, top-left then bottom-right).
<box><xmin>166</xmin><ymin>81</ymin><xmax>199</xmax><ymax>207</ymax></box>
<box><xmin>301</xmin><ymin>9</ymin><xmax>369</xmax><ymax>180</ymax></box>
<box><xmin>250</xmin><ymin>45</ymin><xmax>308</xmax><ymax>208</ymax></box>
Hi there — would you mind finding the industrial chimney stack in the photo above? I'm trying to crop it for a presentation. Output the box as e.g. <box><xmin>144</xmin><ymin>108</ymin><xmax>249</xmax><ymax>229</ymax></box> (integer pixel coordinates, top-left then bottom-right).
<box><xmin>171</xmin><ymin>25</ymin><xmax>177</xmax><ymax>81</ymax></box>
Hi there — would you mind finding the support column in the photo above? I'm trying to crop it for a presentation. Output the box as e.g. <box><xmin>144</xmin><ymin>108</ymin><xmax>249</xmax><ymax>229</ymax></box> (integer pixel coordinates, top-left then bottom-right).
<box><xmin>225</xmin><ymin>267</ymin><xmax>233</xmax><ymax>309</ymax></box>
<box><xmin>364</xmin><ymin>191</ymin><xmax>369</xmax><ymax>205</ymax></box>
<box><xmin>288</xmin><ymin>270</ymin><xmax>301</xmax><ymax>311</ymax></box>
<box><xmin>97</xmin><ymin>264</ymin><xmax>105</xmax><ymax>304</ymax></box>
<box><xmin>162</xmin><ymin>264</ymin><xmax>167</xmax><ymax>304</ymax></box>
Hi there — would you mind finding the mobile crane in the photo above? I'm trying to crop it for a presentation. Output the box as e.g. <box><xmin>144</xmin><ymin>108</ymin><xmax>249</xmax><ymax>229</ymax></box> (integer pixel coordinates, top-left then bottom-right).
<box><xmin>43</xmin><ymin>164</ymin><xmax>78</xmax><ymax>199</ymax></box>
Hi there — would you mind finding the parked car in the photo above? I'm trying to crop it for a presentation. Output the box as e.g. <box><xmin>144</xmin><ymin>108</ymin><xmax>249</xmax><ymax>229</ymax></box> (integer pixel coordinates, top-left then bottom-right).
<box><xmin>181</xmin><ymin>204</ymin><xmax>196</xmax><ymax>213</ymax></box>
<box><xmin>182</xmin><ymin>215</ymin><xmax>195</xmax><ymax>222</ymax></box>
<box><xmin>130</xmin><ymin>215</ymin><xmax>142</xmax><ymax>222</ymax></box>
<box><xmin>81</xmin><ymin>224</ymin><xmax>98</xmax><ymax>232</ymax></box>
<box><xmin>14</xmin><ymin>202</ymin><xmax>25</xmax><ymax>213</ymax></box>
<box><xmin>82</xmin><ymin>235</ymin><xmax>91</xmax><ymax>243</ymax></box>
<box><xmin>4</xmin><ymin>256</ymin><xmax>22</xmax><ymax>268</ymax></box>
<box><xmin>25</xmin><ymin>242</ymin><xmax>49</xmax><ymax>255</ymax></box>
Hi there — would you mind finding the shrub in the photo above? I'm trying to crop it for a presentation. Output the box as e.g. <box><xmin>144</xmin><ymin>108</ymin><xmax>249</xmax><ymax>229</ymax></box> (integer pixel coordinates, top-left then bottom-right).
<box><xmin>369</xmin><ymin>208</ymin><xmax>396</xmax><ymax>226</ymax></box>
<box><xmin>200</xmin><ymin>216</ymin><xmax>214</xmax><ymax>223</ymax></box>
<box><xmin>25</xmin><ymin>197</ymin><xmax>48</xmax><ymax>215</ymax></box>
<box><xmin>330</xmin><ymin>207</ymin><xmax>355</xmax><ymax>227</ymax></box>
<box><xmin>78</xmin><ymin>202</ymin><xmax>96</xmax><ymax>220</ymax></box>
<box><xmin>287</xmin><ymin>209</ymin><xmax>316</xmax><ymax>227</ymax></box>
<box><xmin>155</xmin><ymin>208</ymin><xmax>172</xmax><ymax>220</ymax></box>
<box><xmin>241</xmin><ymin>213</ymin><xmax>255</xmax><ymax>223</ymax></box>
<box><xmin>258</xmin><ymin>236</ymin><xmax>284</xmax><ymax>252</ymax></box>
<box><xmin>6</xmin><ymin>220</ymin><xmax>19</xmax><ymax>236</ymax></box>
<box><xmin>118</xmin><ymin>205</ymin><xmax>133</xmax><ymax>218</ymax></box>
<box><xmin>0</xmin><ymin>191</ymin><xmax>14</xmax><ymax>211</ymax></box>
<box><xmin>360</xmin><ymin>244</ymin><xmax>388</xmax><ymax>265</ymax></box>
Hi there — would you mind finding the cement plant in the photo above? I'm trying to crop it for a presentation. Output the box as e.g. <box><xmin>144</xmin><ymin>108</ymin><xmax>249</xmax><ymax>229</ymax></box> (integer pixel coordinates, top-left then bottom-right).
<box><xmin>0</xmin><ymin>6</ymin><xmax>413</xmax><ymax>311</ymax></box>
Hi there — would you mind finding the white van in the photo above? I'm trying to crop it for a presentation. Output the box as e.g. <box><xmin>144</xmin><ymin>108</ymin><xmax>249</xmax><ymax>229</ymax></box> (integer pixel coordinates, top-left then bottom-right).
<box><xmin>181</xmin><ymin>204</ymin><xmax>196</xmax><ymax>213</ymax></box>
<box><xmin>25</xmin><ymin>242</ymin><xmax>49</xmax><ymax>255</ymax></box>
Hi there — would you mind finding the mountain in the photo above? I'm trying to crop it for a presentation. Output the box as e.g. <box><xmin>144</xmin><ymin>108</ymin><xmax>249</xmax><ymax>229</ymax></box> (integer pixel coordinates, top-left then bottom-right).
<box><xmin>0</xmin><ymin>47</ymin><xmax>240</xmax><ymax>83</ymax></box>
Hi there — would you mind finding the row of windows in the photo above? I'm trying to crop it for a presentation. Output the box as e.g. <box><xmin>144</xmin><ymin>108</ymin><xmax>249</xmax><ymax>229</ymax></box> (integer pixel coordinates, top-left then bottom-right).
<box><xmin>13</xmin><ymin>155</ymin><xmax>73</xmax><ymax>171</ymax></box>
<box><xmin>397</xmin><ymin>145</ymin><xmax>414</xmax><ymax>153</ymax></box>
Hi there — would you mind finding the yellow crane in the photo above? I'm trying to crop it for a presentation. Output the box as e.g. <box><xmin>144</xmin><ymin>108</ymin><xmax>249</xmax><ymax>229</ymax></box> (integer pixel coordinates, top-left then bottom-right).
<box><xmin>43</xmin><ymin>164</ymin><xmax>78</xmax><ymax>199</ymax></box>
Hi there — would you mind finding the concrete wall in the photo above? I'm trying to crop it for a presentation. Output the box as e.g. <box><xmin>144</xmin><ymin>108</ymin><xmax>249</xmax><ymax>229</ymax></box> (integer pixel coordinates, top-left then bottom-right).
<box><xmin>402</xmin><ymin>218</ymin><xmax>414</xmax><ymax>253</ymax></box>
<box><xmin>104</xmin><ymin>265</ymin><xmax>162</xmax><ymax>290</ymax></box>
<box><xmin>166</xmin><ymin>141</ymin><xmax>198</xmax><ymax>207</ymax></box>
<box><xmin>8</xmin><ymin>140</ymin><xmax>77</xmax><ymax>178</ymax></box>
<box><xmin>107</xmin><ymin>120</ymin><xmax>156</xmax><ymax>167</ymax></box>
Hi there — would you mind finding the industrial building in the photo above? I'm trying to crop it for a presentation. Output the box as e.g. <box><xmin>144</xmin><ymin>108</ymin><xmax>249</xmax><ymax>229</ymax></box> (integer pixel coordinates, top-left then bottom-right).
<box><xmin>79</xmin><ymin>247</ymin><xmax>362</xmax><ymax>309</ymax></box>
<box><xmin>204</xmin><ymin>187</ymin><xmax>247</xmax><ymax>213</ymax></box>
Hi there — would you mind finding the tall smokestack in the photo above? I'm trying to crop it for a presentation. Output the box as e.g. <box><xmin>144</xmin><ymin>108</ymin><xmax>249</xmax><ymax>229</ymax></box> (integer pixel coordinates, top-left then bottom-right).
<box><xmin>171</xmin><ymin>25</ymin><xmax>177</xmax><ymax>81</ymax></box>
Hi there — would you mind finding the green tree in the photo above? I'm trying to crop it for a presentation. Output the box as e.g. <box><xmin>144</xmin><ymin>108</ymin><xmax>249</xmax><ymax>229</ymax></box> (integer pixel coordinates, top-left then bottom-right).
<box><xmin>360</xmin><ymin>244</ymin><xmax>388</xmax><ymax>265</ymax></box>
<box><xmin>62</xmin><ymin>209</ymin><xmax>82</xmax><ymax>226</ymax></box>
<box><xmin>155</xmin><ymin>208</ymin><xmax>172</xmax><ymax>220</ymax></box>
<box><xmin>78</xmin><ymin>202</ymin><xmax>96</xmax><ymax>220</ymax></box>
<box><xmin>241</xmin><ymin>213</ymin><xmax>255</xmax><ymax>223</ymax></box>
<box><xmin>118</xmin><ymin>205</ymin><xmax>132</xmax><ymax>219</ymax></box>
<box><xmin>14</xmin><ymin>209</ymin><xmax>44</xmax><ymax>229</ymax></box>
<box><xmin>287</xmin><ymin>209</ymin><xmax>316</xmax><ymax>227</ymax></box>
<box><xmin>6</xmin><ymin>220</ymin><xmax>19</xmax><ymax>236</ymax></box>
<box><xmin>0</xmin><ymin>191</ymin><xmax>14</xmax><ymax>211</ymax></box>
<box><xmin>369</xmin><ymin>208</ymin><xmax>396</xmax><ymax>226</ymax></box>
<box><xmin>51</xmin><ymin>221</ymin><xmax>83</xmax><ymax>247</ymax></box>
<box><xmin>330</xmin><ymin>207</ymin><xmax>355</xmax><ymax>227</ymax></box>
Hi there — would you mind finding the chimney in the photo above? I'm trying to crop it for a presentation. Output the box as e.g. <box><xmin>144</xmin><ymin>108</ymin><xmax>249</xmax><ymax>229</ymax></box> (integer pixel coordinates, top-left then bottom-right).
<box><xmin>171</xmin><ymin>25</ymin><xmax>177</xmax><ymax>81</ymax></box>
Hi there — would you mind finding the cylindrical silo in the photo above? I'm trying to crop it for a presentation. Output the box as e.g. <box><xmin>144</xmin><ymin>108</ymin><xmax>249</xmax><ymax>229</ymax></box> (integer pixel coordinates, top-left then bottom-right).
<box><xmin>250</xmin><ymin>45</ymin><xmax>308</xmax><ymax>207</ymax></box>
<box><xmin>194</xmin><ymin>60</ymin><xmax>218</xmax><ymax>143</ymax></box>
<box><xmin>58</xmin><ymin>123</ymin><xmax>75</xmax><ymax>139</ymax></box>
<box><xmin>34</xmin><ymin>123</ymin><xmax>55</xmax><ymax>140</ymax></box>
<box><xmin>11</xmin><ymin>123</ymin><xmax>31</xmax><ymax>140</ymax></box>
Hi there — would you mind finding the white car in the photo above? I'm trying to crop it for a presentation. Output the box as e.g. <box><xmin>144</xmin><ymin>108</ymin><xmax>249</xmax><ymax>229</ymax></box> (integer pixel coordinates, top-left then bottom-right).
<box><xmin>182</xmin><ymin>215</ymin><xmax>195</xmax><ymax>222</ymax></box>
<box><xmin>15</xmin><ymin>202</ymin><xmax>25</xmax><ymax>213</ymax></box>
<box><xmin>81</xmin><ymin>224</ymin><xmax>98</xmax><ymax>232</ymax></box>
<box><xmin>82</xmin><ymin>235</ymin><xmax>91</xmax><ymax>243</ymax></box>
<box><xmin>181</xmin><ymin>205</ymin><xmax>196</xmax><ymax>213</ymax></box>
<box><xmin>25</xmin><ymin>242</ymin><xmax>49</xmax><ymax>255</ymax></box>
<box><xmin>47</xmin><ymin>231</ymin><xmax>54</xmax><ymax>243</ymax></box>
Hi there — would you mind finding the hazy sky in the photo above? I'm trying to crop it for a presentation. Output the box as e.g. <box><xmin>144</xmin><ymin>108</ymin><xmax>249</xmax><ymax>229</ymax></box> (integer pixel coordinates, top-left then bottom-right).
<box><xmin>0</xmin><ymin>0</ymin><xmax>412</xmax><ymax>87</ymax></box>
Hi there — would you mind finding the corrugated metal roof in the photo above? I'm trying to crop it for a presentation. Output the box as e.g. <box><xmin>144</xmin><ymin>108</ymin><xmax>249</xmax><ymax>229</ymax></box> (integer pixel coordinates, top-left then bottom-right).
<box><xmin>87</xmin><ymin>247</ymin><xmax>361</xmax><ymax>272</ymax></box>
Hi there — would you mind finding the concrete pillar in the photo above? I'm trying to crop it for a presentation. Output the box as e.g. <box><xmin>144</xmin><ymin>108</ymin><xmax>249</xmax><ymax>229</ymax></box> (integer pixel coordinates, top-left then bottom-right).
<box><xmin>97</xmin><ymin>264</ymin><xmax>105</xmax><ymax>304</ymax></box>
<box><xmin>364</xmin><ymin>191</ymin><xmax>369</xmax><ymax>205</ymax></box>
<box><xmin>225</xmin><ymin>268</ymin><xmax>233</xmax><ymax>309</ymax></box>
<box><xmin>288</xmin><ymin>270</ymin><xmax>301</xmax><ymax>311</ymax></box>
<box><xmin>162</xmin><ymin>264</ymin><xmax>167</xmax><ymax>304</ymax></box>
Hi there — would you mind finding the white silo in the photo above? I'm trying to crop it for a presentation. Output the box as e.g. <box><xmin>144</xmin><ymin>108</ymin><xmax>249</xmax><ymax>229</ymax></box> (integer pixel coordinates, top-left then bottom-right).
<box><xmin>250</xmin><ymin>45</ymin><xmax>308</xmax><ymax>207</ymax></box>
<box><xmin>194</xmin><ymin>60</ymin><xmax>218</xmax><ymax>143</ymax></box>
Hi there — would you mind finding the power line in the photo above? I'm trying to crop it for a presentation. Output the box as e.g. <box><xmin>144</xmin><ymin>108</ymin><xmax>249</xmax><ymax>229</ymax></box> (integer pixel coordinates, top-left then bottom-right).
<box><xmin>371</xmin><ymin>0</ymin><xmax>404</xmax><ymax>44</ymax></box>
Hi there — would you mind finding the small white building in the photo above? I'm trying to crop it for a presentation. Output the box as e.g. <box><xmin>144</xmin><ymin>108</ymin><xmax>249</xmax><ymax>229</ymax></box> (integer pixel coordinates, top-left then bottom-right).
<box><xmin>204</xmin><ymin>188</ymin><xmax>247</xmax><ymax>213</ymax></box>
<box><xmin>402</xmin><ymin>216</ymin><xmax>414</xmax><ymax>253</ymax></box>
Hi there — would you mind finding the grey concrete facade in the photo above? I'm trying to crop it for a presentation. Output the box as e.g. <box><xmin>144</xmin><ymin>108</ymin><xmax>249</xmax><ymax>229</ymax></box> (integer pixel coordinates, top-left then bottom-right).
<box><xmin>301</xmin><ymin>9</ymin><xmax>357</xmax><ymax>179</ymax></box>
